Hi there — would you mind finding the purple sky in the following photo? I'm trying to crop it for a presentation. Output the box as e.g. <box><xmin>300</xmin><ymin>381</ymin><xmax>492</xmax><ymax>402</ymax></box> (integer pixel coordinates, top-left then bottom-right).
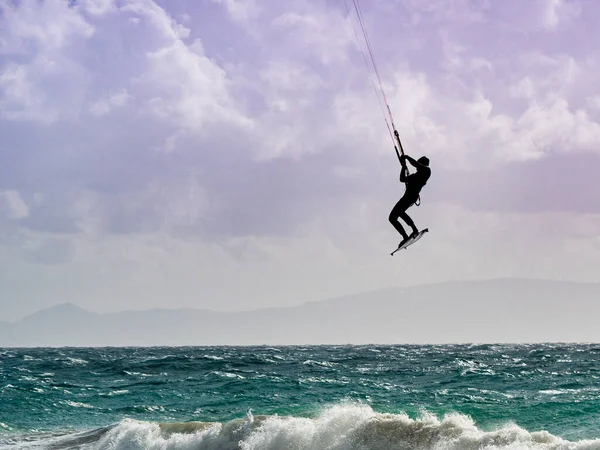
<box><xmin>1</xmin><ymin>0</ymin><xmax>599</xmax><ymax>321</ymax></box>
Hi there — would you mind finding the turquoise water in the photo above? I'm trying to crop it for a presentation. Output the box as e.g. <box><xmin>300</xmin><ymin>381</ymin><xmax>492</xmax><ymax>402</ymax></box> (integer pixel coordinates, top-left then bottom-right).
<box><xmin>1</xmin><ymin>344</ymin><xmax>600</xmax><ymax>449</ymax></box>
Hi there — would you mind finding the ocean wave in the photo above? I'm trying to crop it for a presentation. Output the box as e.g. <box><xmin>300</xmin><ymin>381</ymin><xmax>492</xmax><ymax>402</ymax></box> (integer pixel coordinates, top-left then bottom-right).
<box><xmin>5</xmin><ymin>404</ymin><xmax>600</xmax><ymax>450</ymax></box>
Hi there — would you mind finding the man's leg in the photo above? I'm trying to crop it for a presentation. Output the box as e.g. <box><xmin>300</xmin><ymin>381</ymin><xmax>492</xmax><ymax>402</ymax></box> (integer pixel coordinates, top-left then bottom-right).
<box><xmin>389</xmin><ymin>199</ymin><xmax>410</xmax><ymax>241</ymax></box>
<box><xmin>399</xmin><ymin>210</ymin><xmax>419</xmax><ymax>236</ymax></box>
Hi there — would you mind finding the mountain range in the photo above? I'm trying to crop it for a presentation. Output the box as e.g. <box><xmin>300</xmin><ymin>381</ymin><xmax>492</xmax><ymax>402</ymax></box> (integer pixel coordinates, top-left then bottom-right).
<box><xmin>1</xmin><ymin>278</ymin><xmax>599</xmax><ymax>346</ymax></box>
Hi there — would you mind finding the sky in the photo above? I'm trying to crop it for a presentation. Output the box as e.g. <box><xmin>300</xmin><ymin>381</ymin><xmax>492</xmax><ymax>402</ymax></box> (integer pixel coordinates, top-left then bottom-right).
<box><xmin>1</xmin><ymin>0</ymin><xmax>599</xmax><ymax>322</ymax></box>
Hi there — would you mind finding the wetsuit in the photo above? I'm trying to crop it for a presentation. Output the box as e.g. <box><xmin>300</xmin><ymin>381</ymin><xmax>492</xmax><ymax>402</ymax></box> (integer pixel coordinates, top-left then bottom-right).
<box><xmin>389</xmin><ymin>156</ymin><xmax>431</xmax><ymax>241</ymax></box>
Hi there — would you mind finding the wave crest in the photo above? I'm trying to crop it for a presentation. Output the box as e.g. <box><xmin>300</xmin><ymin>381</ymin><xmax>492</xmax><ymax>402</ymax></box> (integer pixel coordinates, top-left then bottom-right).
<box><xmin>12</xmin><ymin>404</ymin><xmax>600</xmax><ymax>450</ymax></box>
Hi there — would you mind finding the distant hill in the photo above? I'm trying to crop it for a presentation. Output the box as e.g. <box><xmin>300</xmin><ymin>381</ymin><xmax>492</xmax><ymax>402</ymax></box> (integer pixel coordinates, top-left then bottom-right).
<box><xmin>1</xmin><ymin>278</ymin><xmax>599</xmax><ymax>347</ymax></box>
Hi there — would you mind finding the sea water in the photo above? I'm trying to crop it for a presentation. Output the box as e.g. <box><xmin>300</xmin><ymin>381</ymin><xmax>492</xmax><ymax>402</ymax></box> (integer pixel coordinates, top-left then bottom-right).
<box><xmin>1</xmin><ymin>344</ymin><xmax>600</xmax><ymax>449</ymax></box>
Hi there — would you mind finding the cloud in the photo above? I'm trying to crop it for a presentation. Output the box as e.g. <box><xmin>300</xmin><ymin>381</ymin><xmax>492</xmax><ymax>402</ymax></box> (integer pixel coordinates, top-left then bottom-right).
<box><xmin>0</xmin><ymin>0</ymin><xmax>96</xmax><ymax>122</ymax></box>
<box><xmin>0</xmin><ymin>190</ymin><xmax>29</xmax><ymax>220</ymax></box>
<box><xmin>0</xmin><ymin>0</ymin><xmax>95</xmax><ymax>54</ymax></box>
<box><xmin>22</xmin><ymin>236</ymin><xmax>75</xmax><ymax>265</ymax></box>
<box><xmin>0</xmin><ymin>0</ymin><xmax>259</xmax><ymax>237</ymax></box>
<box><xmin>89</xmin><ymin>88</ymin><xmax>131</xmax><ymax>116</ymax></box>
<box><xmin>1</xmin><ymin>0</ymin><xmax>600</xmax><ymax>320</ymax></box>
<box><xmin>403</xmin><ymin>0</ymin><xmax>490</xmax><ymax>25</ymax></box>
<box><xmin>3</xmin><ymin>199</ymin><xmax>600</xmax><ymax>321</ymax></box>
<box><xmin>211</xmin><ymin>0</ymin><xmax>260</xmax><ymax>23</ymax></box>
<box><xmin>80</xmin><ymin>0</ymin><xmax>118</xmax><ymax>16</ymax></box>
<box><xmin>541</xmin><ymin>0</ymin><xmax>581</xmax><ymax>31</ymax></box>
<box><xmin>425</xmin><ymin>152</ymin><xmax>600</xmax><ymax>214</ymax></box>
<box><xmin>137</xmin><ymin>38</ymin><xmax>251</xmax><ymax>133</ymax></box>
<box><xmin>588</xmin><ymin>96</ymin><xmax>600</xmax><ymax>112</ymax></box>
<box><xmin>0</xmin><ymin>0</ymin><xmax>251</xmax><ymax>130</ymax></box>
<box><xmin>271</xmin><ymin>8</ymin><xmax>354</xmax><ymax>66</ymax></box>
<box><xmin>69</xmin><ymin>176</ymin><xmax>212</xmax><ymax>236</ymax></box>
<box><xmin>119</xmin><ymin>0</ymin><xmax>253</xmax><ymax>137</ymax></box>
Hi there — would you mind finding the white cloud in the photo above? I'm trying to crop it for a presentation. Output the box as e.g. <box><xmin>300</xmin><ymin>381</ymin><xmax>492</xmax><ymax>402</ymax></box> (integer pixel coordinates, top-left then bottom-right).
<box><xmin>440</xmin><ymin>92</ymin><xmax>600</xmax><ymax>164</ymax></box>
<box><xmin>0</xmin><ymin>0</ymin><xmax>95</xmax><ymax>122</ymax></box>
<box><xmin>588</xmin><ymin>96</ymin><xmax>600</xmax><ymax>111</ymax></box>
<box><xmin>543</xmin><ymin>0</ymin><xmax>563</xmax><ymax>30</ymax></box>
<box><xmin>0</xmin><ymin>190</ymin><xmax>29</xmax><ymax>220</ymax></box>
<box><xmin>542</xmin><ymin>0</ymin><xmax>581</xmax><ymax>31</ymax></box>
<box><xmin>440</xmin><ymin>32</ymin><xmax>493</xmax><ymax>76</ymax></box>
<box><xmin>2</xmin><ymin>0</ymin><xmax>600</xmax><ymax>321</ymax></box>
<box><xmin>89</xmin><ymin>88</ymin><xmax>131</xmax><ymax>116</ymax></box>
<box><xmin>115</xmin><ymin>2</ymin><xmax>254</xmax><ymax>135</ymax></box>
<box><xmin>403</xmin><ymin>0</ymin><xmax>490</xmax><ymax>25</ymax></box>
<box><xmin>470</xmin><ymin>58</ymin><xmax>493</xmax><ymax>72</ymax></box>
<box><xmin>333</xmin><ymin>166</ymin><xmax>365</xmax><ymax>179</ymax></box>
<box><xmin>120</xmin><ymin>0</ymin><xmax>191</xmax><ymax>40</ymax></box>
<box><xmin>259</xmin><ymin>62</ymin><xmax>324</xmax><ymax>93</ymax></box>
<box><xmin>271</xmin><ymin>8</ymin><xmax>354</xmax><ymax>66</ymax></box>
<box><xmin>245</xmin><ymin>60</ymin><xmax>332</xmax><ymax>160</ymax></box>
<box><xmin>0</xmin><ymin>63</ymin><xmax>48</xmax><ymax>121</ymax></box>
<box><xmin>331</xmin><ymin>55</ymin><xmax>600</xmax><ymax>167</ymax></box>
<box><xmin>518</xmin><ymin>53</ymin><xmax>580</xmax><ymax>96</ymax></box>
<box><xmin>138</xmin><ymin>38</ymin><xmax>250</xmax><ymax>130</ymax></box>
<box><xmin>510</xmin><ymin>77</ymin><xmax>536</xmax><ymax>100</ymax></box>
<box><xmin>1</xmin><ymin>0</ymin><xmax>251</xmax><ymax>132</ymax></box>
<box><xmin>513</xmin><ymin>98</ymin><xmax>600</xmax><ymax>155</ymax></box>
<box><xmin>3</xmin><ymin>200</ymin><xmax>600</xmax><ymax>321</ymax></box>
<box><xmin>0</xmin><ymin>0</ymin><xmax>94</xmax><ymax>54</ymax></box>
<box><xmin>211</xmin><ymin>0</ymin><xmax>260</xmax><ymax>23</ymax></box>
<box><xmin>80</xmin><ymin>0</ymin><xmax>118</xmax><ymax>16</ymax></box>
<box><xmin>202</xmin><ymin>0</ymin><xmax>599</xmax><ymax>168</ymax></box>
<box><xmin>65</xmin><ymin>174</ymin><xmax>213</xmax><ymax>237</ymax></box>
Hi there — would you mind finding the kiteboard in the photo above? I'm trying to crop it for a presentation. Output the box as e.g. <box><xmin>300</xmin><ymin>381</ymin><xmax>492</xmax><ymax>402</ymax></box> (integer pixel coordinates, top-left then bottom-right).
<box><xmin>390</xmin><ymin>228</ymin><xmax>429</xmax><ymax>256</ymax></box>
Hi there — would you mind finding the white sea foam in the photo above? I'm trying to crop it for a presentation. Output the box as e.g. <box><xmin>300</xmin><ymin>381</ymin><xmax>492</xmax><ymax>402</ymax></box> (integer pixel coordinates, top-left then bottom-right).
<box><xmin>6</xmin><ymin>404</ymin><xmax>600</xmax><ymax>450</ymax></box>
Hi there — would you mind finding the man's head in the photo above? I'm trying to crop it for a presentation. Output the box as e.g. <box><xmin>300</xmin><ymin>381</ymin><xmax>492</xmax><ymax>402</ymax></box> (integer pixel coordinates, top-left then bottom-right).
<box><xmin>418</xmin><ymin>156</ymin><xmax>430</xmax><ymax>166</ymax></box>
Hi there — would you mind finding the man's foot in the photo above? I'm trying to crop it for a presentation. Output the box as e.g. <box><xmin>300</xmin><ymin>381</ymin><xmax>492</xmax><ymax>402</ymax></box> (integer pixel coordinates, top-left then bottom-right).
<box><xmin>398</xmin><ymin>235</ymin><xmax>411</xmax><ymax>248</ymax></box>
<box><xmin>411</xmin><ymin>229</ymin><xmax>419</xmax><ymax>238</ymax></box>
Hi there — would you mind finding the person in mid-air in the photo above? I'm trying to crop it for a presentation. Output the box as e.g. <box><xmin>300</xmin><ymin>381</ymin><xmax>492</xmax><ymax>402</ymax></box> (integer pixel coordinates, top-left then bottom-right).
<box><xmin>389</xmin><ymin>154</ymin><xmax>431</xmax><ymax>247</ymax></box>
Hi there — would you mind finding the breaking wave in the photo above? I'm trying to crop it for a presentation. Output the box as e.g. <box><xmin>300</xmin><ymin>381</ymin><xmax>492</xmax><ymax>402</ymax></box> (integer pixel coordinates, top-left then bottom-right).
<box><xmin>4</xmin><ymin>403</ymin><xmax>599</xmax><ymax>450</ymax></box>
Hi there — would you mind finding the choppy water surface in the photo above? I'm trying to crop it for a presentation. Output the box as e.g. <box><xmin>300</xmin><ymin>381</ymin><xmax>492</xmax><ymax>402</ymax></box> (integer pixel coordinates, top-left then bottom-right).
<box><xmin>1</xmin><ymin>344</ymin><xmax>600</xmax><ymax>449</ymax></box>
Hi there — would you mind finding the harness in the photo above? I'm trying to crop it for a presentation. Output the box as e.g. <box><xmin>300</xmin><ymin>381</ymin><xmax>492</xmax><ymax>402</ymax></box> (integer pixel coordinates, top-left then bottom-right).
<box><xmin>401</xmin><ymin>162</ymin><xmax>423</xmax><ymax>207</ymax></box>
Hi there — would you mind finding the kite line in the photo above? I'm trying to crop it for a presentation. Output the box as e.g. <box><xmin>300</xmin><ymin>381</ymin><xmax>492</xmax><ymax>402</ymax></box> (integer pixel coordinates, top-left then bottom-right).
<box><xmin>342</xmin><ymin>0</ymin><xmax>405</xmax><ymax>165</ymax></box>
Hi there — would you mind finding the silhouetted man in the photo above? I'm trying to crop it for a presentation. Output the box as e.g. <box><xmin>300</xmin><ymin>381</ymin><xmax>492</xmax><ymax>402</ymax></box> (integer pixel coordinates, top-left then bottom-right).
<box><xmin>389</xmin><ymin>154</ymin><xmax>431</xmax><ymax>246</ymax></box>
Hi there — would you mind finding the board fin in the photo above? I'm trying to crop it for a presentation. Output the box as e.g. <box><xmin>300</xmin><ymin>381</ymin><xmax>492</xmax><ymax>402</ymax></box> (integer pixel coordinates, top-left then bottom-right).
<box><xmin>390</xmin><ymin>228</ymin><xmax>429</xmax><ymax>256</ymax></box>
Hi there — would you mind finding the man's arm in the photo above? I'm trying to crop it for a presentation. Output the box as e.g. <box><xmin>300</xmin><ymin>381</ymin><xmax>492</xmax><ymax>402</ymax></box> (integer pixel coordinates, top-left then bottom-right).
<box><xmin>404</xmin><ymin>155</ymin><xmax>423</xmax><ymax>169</ymax></box>
<box><xmin>400</xmin><ymin>167</ymin><xmax>408</xmax><ymax>182</ymax></box>
<box><xmin>399</xmin><ymin>161</ymin><xmax>410</xmax><ymax>182</ymax></box>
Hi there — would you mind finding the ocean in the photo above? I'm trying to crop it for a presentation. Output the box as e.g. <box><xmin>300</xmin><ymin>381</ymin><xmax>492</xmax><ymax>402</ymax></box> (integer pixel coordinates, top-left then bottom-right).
<box><xmin>1</xmin><ymin>344</ymin><xmax>599</xmax><ymax>449</ymax></box>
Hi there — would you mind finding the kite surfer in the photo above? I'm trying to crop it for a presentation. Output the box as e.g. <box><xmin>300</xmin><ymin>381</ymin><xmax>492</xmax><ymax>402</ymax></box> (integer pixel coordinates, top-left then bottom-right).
<box><xmin>389</xmin><ymin>154</ymin><xmax>431</xmax><ymax>247</ymax></box>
